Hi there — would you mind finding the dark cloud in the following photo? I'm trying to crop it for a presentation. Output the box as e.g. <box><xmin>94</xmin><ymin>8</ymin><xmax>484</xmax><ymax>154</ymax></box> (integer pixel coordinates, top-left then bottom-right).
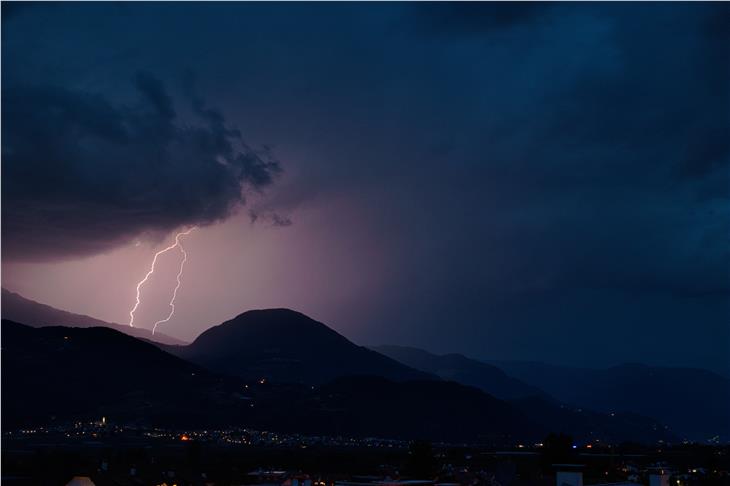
<box><xmin>410</xmin><ymin>2</ymin><xmax>552</xmax><ymax>36</ymax></box>
<box><xmin>270</xmin><ymin>214</ymin><xmax>293</xmax><ymax>228</ymax></box>
<box><xmin>135</xmin><ymin>72</ymin><xmax>175</xmax><ymax>120</ymax></box>
<box><xmin>1</xmin><ymin>73</ymin><xmax>281</xmax><ymax>261</ymax></box>
<box><xmin>2</xmin><ymin>2</ymin><xmax>728</xmax><ymax>371</ymax></box>
<box><xmin>1</xmin><ymin>2</ymin><xmax>45</xmax><ymax>22</ymax></box>
<box><xmin>247</xmin><ymin>210</ymin><xmax>293</xmax><ymax>228</ymax></box>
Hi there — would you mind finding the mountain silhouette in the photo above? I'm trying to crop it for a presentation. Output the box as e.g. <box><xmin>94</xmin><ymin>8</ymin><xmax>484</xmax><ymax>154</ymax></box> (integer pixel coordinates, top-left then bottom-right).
<box><xmin>373</xmin><ymin>345</ymin><xmax>675</xmax><ymax>443</ymax></box>
<box><xmin>2</xmin><ymin>314</ymin><xmax>676</xmax><ymax>444</ymax></box>
<box><xmin>511</xmin><ymin>395</ymin><xmax>673</xmax><ymax>445</ymax></box>
<box><xmin>170</xmin><ymin>309</ymin><xmax>434</xmax><ymax>384</ymax></box>
<box><xmin>1</xmin><ymin>319</ymin><xmax>243</xmax><ymax>428</ymax></box>
<box><xmin>0</xmin><ymin>319</ymin><xmax>532</xmax><ymax>442</ymax></box>
<box><xmin>489</xmin><ymin>360</ymin><xmax>730</xmax><ymax>441</ymax></box>
<box><xmin>372</xmin><ymin>345</ymin><xmax>546</xmax><ymax>400</ymax></box>
<box><xmin>280</xmin><ymin>376</ymin><xmax>537</xmax><ymax>442</ymax></box>
<box><xmin>1</xmin><ymin>288</ymin><xmax>186</xmax><ymax>346</ymax></box>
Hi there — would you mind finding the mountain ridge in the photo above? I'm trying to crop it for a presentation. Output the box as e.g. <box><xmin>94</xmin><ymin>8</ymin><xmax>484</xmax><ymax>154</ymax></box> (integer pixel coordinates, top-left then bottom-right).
<box><xmin>0</xmin><ymin>290</ymin><xmax>695</xmax><ymax>443</ymax></box>
<box><xmin>1</xmin><ymin>319</ymin><xmax>234</xmax><ymax>428</ymax></box>
<box><xmin>0</xmin><ymin>319</ymin><xmax>537</xmax><ymax>442</ymax></box>
<box><xmin>1</xmin><ymin>288</ymin><xmax>186</xmax><ymax>346</ymax></box>
<box><xmin>372</xmin><ymin>344</ymin><xmax>548</xmax><ymax>401</ymax></box>
<box><xmin>488</xmin><ymin>359</ymin><xmax>730</xmax><ymax>441</ymax></box>
<box><xmin>169</xmin><ymin>308</ymin><xmax>435</xmax><ymax>384</ymax></box>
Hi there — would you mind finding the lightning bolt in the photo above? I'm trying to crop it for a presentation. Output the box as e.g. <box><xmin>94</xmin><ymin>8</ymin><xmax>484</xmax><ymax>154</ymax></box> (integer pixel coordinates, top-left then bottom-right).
<box><xmin>152</xmin><ymin>236</ymin><xmax>190</xmax><ymax>335</ymax></box>
<box><xmin>128</xmin><ymin>227</ymin><xmax>196</xmax><ymax>330</ymax></box>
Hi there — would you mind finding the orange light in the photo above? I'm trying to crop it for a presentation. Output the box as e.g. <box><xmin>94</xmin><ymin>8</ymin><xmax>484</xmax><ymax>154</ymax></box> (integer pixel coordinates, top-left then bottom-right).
<box><xmin>586</xmin><ymin>444</ymin><xmax>593</xmax><ymax>449</ymax></box>
<box><xmin>180</xmin><ymin>434</ymin><xmax>191</xmax><ymax>441</ymax></box>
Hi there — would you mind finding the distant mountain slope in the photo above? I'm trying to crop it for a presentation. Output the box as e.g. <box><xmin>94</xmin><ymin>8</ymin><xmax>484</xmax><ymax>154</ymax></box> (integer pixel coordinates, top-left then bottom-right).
<box><xmin>372</xmin><ymin>345</ymin><xmax>673</xmax><ymax>444</ymax></box>
<box><xmin>168</xmin><ymin>310</ymin><xmax>673</xmax><ymax>443</ymax></box>
<box><xmin>1</xmin><ymin>319</ymin><xmax>243</xmax><ymax>428</ymax></box>
<box><xmin>1</xmin><ymin>288</ymin><xmax>186</xmax><ymax>345</ymax></box>
<box><xmin>2</xmin><ymin>318</ymin><xmax>674</xmax><ymax>444</ymax></box>
<box><xmin>489</xmin><ymin>360</ymin><xmax>730</xmax><ymax>441</ymax></box>
<box><xmin>0</xmin><ymin>320</ymin><xmax>530</xmax><ymax>442</ymax></box>
<box><xmin>280</xmin><ymin>376</ymin><xmax>536</xmax><ymax>442</ymax></box>
<box><xmin>170</xmin><ymin>309</ymin><xmax>434</xmax><ymax>384</ymax></box>
<box><xmin>511</xmin><ymin>396</ymin><xmax>672</xmax><ymax>445</ymax></box>
<box><xmin>289</xmin><ymin>377</ymin><xmax>672</xmax><ymax>444</ymax></box>
<box><xmin>372</xmin><ymin>345</ymin><xmax>546</xmax><ymax>400</ymax></box>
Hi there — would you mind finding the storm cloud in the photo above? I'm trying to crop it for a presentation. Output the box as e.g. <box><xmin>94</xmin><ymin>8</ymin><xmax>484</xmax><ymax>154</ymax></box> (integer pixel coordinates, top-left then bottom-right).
<box><xmin>2</xmin><ymin>73</ymin><xmax>281</xmax><ymax>260</ymax></box>
<box><xmin>2</xmin><ymin>2</ymin><xmax>729</xmax><ymax>372</ymax></box>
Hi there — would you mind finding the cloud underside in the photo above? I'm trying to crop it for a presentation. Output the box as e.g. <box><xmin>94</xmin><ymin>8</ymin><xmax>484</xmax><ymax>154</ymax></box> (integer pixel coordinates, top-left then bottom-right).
<box><xmin>2</xmin><ymin>73</ymin><xmax>281</xmax><ymax>261</ymax></box>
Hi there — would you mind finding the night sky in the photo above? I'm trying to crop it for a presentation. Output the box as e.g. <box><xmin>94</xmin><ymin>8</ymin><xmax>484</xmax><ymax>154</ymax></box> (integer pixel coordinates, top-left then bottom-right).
<box><xmin>3</xmin><ymin>2</ymin><xmax>728</xmax><ymax>374</ymax></box>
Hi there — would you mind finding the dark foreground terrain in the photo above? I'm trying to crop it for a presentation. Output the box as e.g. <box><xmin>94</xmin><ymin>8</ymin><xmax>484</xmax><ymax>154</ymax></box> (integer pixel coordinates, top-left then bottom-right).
<box><xmin>2</xmin><ymin>317</ymin><xmax>673</xmax><ymax>445</ymax></box>
<box><xmin>2</xmin><ymin>302</ymin><xmax>727</xmax><ymax>486</ymax></box>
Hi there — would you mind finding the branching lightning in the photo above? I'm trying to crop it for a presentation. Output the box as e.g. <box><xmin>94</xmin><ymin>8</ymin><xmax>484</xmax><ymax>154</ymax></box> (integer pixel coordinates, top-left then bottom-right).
<box><xmin>128</xmin><ymin>227</ymin><xmax>196</xmax><ymax>331</ymax></box>
<box><xmin>152</xmin><ymin>236</ymin><xmax>190</xmax><ymax>335</ymax></box>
